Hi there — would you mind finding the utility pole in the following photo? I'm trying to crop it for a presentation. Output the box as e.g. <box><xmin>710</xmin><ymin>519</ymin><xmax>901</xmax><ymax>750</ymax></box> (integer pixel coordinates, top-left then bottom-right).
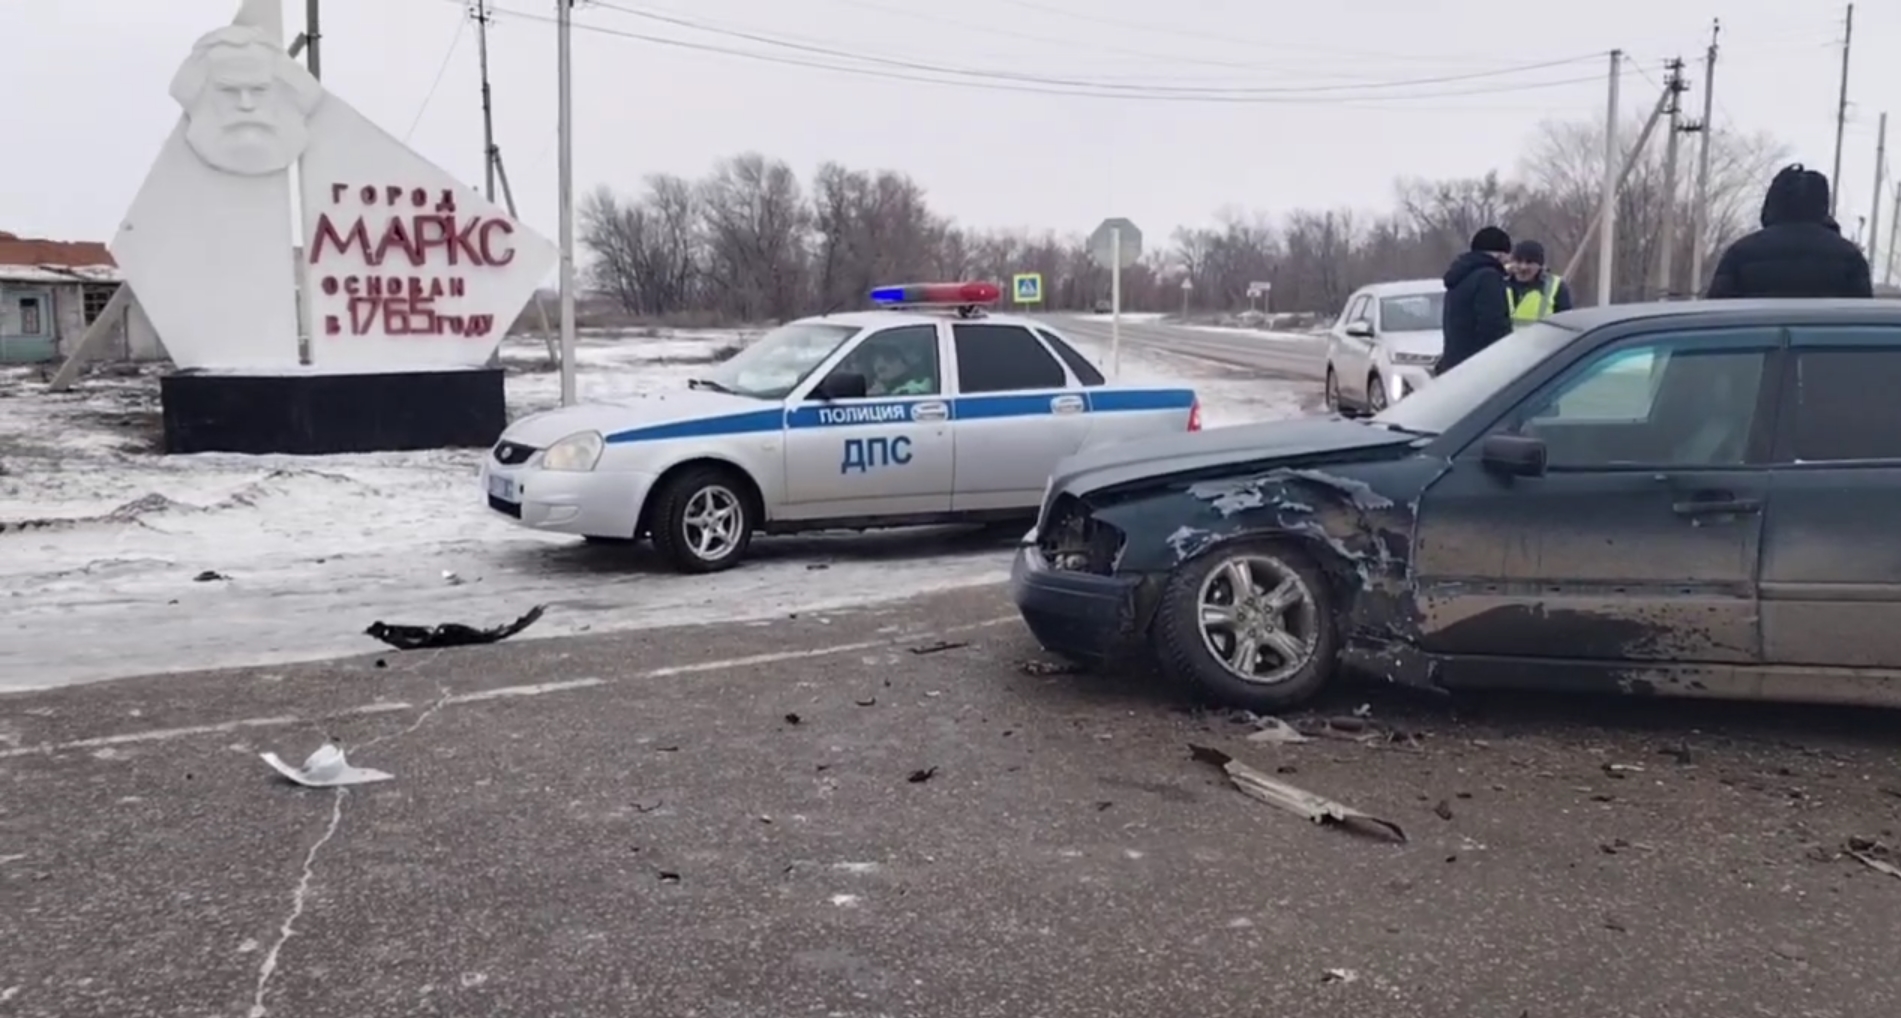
<box><xmin>556</xmin><ymin>0</ymin><xmax>578</xmax><ymax>406</ymax></box>
<box><xmin>473</xmin><ymin>0</ymin><xmax>498</xmax><ymax>202</ymax></box>
<box><xmin>1688</xmin><ymin>23</ymin><xmax>1719</xmax><ymax>294</ymax></box>
<box><xmin>1655</xmin><ymin>58</ymin><xmax>1689</xmax><ymax>300</ymax></box>
<box><xmin>1831</xmin><ymin>3</ymin><xmax>1854</xmax><ymax>217</ymax></box>
<box><xmin>1562</xmin><ymin>78</ymin><xmax>1672</xmax><ymax>285</ymax></box>
<box><xmin>304</xmin><ymin>0</ymin><xmax>321</xmax><ymax>79</ymax></box>
<box><xmin>1887</xmin><ymin>180</ymin><xmax>1901</xmax><ymax>287</ymax></box>
<box><xmin>1596</xmin><ymin>49</ymin><xmax>1622</xmax><ymax>306</ymax></box>
<box><xmin>1872</xmin><ymin>111</ymin><xmax>1888</xmax><ymax>270</ymax></box>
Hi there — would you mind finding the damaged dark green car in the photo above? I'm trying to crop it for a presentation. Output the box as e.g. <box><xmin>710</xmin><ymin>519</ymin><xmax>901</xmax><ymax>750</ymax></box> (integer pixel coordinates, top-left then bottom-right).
<box><xmin>1012</xmin><ymin>299</ymin><xmax>1901</xmax><ymax>712</ymax></box>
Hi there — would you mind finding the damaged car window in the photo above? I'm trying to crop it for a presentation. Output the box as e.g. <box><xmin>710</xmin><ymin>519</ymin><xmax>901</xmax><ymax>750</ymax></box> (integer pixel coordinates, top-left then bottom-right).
<box><xmin>696</xmin><ymin>322</ymin><xmax>860</xmax><ymax>399</ymax></box>
<box><xmin>1371</xmin><ymin>321</ymin><xmax>1573</xmax><ymax>435</ymax></box>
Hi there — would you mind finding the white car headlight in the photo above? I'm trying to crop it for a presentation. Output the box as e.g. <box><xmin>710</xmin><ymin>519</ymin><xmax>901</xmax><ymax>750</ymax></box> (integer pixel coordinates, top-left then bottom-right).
<box><xmin>541</xmin><ymin>430</ymin><xmax>604</xmax><ymax>472</ymax></box>
<box><xmin>1391</xmin><ymin>351</ymin><xmax>1437</xmax><ymax>366</ymax></box>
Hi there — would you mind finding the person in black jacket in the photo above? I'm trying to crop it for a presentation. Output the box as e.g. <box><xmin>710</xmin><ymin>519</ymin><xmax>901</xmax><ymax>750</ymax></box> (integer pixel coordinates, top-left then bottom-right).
<box><xmin>1706</xmin><ymin>164</ymin><xmax>1873</xmax><ymax>299</ymax></box>
<box><xmin>1436</xmin><ymin>226</ymin><xmax>1514</xmax><ymax>376</ymax></box>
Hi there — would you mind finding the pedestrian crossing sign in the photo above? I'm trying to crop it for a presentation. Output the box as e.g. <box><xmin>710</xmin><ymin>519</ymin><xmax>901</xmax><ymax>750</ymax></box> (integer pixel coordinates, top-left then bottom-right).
<box><xmin>1012</xmin><ymin>273</ymin><xmax>1043</xmax><ymax>304</ymax></box>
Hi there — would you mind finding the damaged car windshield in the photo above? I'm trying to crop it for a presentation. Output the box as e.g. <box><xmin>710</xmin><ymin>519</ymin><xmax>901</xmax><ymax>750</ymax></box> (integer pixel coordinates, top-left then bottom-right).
<box><xmin>693</xmin><ymin>322</ymin><xmax>860</xmax><ymax>399</ymax></box>
<box><xmin>1371</xmin><ymin>321</ymin><xmax>1575</xmax><ymax>435</ymax></box>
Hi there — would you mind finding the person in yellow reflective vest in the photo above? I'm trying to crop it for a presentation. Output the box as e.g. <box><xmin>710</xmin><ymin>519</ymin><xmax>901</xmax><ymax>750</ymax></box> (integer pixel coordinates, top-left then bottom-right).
<box><xmin>1505</xmin><ymin>240</ymin><xmax>1574</xmax><ymax>326</ymax></box>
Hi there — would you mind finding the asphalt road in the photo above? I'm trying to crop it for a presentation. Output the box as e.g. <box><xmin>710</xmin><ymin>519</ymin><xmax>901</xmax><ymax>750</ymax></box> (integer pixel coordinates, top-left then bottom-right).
<box><xmin>5</xmin><ymin>585</ymin><xmax>1901</xmax><ymax>1017</ymax></box>
<box><xmin>1051</xmin><ymin>315</ymin><xmax>1328</xmax><ymax>381</ymax></box>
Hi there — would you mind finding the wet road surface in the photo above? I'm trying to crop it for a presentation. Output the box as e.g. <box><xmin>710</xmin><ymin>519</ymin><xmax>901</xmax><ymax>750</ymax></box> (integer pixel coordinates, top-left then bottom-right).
<box><xmin>4</xmin><ymin>584</ymin><xmax>1901</xmax><ymax>1017</ymax></box>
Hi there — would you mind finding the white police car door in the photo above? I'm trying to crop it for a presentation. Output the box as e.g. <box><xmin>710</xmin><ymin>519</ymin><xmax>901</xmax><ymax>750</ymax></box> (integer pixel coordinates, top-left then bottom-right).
<box><xmin>947</xmin><ymin>321</ymin><xmax>1092</xmax><ymax>512</ymax></box>
<box><xmin>779</xmin><ymin>323</ymin><xmax>954</xmax><ymax>519</ymax></box>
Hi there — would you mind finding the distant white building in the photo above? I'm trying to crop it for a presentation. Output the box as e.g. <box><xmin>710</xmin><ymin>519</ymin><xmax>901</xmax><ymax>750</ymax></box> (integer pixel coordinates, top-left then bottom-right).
<box><xmin>0</xmin><ymin>231</ymin><xmax>163</xmax><ymax>364</ymax></box>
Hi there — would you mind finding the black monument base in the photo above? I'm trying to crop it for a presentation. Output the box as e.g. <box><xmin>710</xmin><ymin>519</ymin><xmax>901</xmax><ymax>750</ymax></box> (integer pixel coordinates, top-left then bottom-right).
<box><xmin>160</xmin><ymin>368</ymin><xmax>507</xmax><ymax>455</ymax></box>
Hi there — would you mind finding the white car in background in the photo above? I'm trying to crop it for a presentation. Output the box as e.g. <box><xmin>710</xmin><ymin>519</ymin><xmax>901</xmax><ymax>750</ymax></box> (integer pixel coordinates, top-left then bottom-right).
<box><xmin>481</xmin><ymin>282</ymin><xmax>1203</xmax><ymax>574</ymax></box>
<box><xmin>1323</xmin><ymin>279</ymin><xmax>1444</xmax><ymax>415</ymax></box>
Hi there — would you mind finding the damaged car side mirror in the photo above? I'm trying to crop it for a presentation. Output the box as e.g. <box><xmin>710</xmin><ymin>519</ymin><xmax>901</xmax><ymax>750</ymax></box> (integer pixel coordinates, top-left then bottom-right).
<box><xmin>1480</xmin><ymin>433</ymin><xmax>1547</xmax><ymax>478</ymax></box>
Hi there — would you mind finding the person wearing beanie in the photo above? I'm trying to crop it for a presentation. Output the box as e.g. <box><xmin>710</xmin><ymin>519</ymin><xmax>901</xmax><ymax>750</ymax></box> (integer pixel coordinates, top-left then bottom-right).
<box><xmin>1505</xmin><ymin>240</ymin><xmax>1574</xmax><ymax>326</ymax></box>
<box><xmin>1436</xmin><ymin>226</ymin><xmax>1514</xmax><ymax>376</ymax></box>
<box><xmin>1706</xmin><ymin>163</ymin><xmax>1872</xmax><ymax>298</ymax></box>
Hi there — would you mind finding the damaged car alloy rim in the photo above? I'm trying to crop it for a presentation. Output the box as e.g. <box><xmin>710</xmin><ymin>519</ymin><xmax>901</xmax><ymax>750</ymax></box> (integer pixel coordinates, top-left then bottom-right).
<box><xmin>684</xmin><ymin>485</ymin><xmax>744</xmax><ymax>560</ymax></box>
<box><xmin>1195</xmin><ymin>554</ymin><xmax>1318</xmax><ymax>685</ymax></box>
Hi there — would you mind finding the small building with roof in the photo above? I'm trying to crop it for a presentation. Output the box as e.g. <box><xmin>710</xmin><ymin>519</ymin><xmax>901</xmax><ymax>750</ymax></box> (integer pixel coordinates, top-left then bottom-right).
<box><xmin>0</xmin><ymin>231</ymin><xmax>161</xmax><ymax>364</ymax></box>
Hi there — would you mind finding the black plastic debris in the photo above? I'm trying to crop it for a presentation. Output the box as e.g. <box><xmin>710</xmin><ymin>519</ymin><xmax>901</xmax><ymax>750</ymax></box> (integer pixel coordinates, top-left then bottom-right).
<box><xmin>784</xmin><ymin>713</ymin><xmax>803</xmax><ymax>725</ymax></box>
<box><xmin>907</xmin><ymin>766</ymin><xmax>938</xmax><ymax>784</ymax></box>
<box><xmin>910</xmin><ymin>640</ymin><xmax>968</xmax><ymax>656</ymax></box>
<box><xmin>853</xmin><ymin>696</ymin><xmax>876</xmax><ymax>707</ymax></box>
<box><xmin>193</xmin><ymin>570</ymin><xmax>228</xmax><ymax>582</ymax></box>
<box><xmin>364</xmin><ymin>604</ymin><xmax>546</xmax><ymax>651</ymax></box>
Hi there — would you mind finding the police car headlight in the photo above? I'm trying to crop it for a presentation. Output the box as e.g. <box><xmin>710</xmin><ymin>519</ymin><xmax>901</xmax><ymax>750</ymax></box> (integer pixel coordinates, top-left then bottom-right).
<box><xmin>541</xmin><ymin>431</ymin><xmax>604</xmax><ymax>472</ymax></box>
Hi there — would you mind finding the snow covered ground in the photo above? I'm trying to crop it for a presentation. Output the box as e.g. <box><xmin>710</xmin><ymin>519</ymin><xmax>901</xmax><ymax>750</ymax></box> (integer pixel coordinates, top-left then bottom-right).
<box><xmin>1070</xmin><ymin>312</ymin><xmax>1167</xmax><ymax>323</ymax></box>
<box><xmin>0</xmin><ymin>328</ymin><xmax>1316</xmax><ymax>691</ymax></box>
<box><xmin>1184</xmin><ymin>324</ymin><xmax>1327</xmax><ymax>342</ymax></box>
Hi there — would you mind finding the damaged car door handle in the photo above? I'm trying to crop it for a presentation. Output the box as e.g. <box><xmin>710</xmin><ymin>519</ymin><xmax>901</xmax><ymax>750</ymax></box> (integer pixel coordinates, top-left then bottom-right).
<box><xmin>1671</xmin><ymin>497</ymin><xmax>1761</xmax><ymax>516</ymax></box>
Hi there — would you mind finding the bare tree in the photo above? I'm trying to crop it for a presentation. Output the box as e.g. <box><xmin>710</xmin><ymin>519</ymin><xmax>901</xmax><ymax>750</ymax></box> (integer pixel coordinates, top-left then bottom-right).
<box><xmin>1517</xmin><ymin>116</ymin><xmax>1789</xmax><ymax>299</ymax></box>
<box><xmin>572</xmin><ymin>110</ymin><xmax>1794</xmax><ymax>324</ymax></box>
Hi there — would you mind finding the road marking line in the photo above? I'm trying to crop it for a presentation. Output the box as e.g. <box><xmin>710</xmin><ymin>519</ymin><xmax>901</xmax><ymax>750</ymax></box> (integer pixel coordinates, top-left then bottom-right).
<box><xmin>0</xmin><ymin>703</ymin><xmax>415</xmax><ymax>759</ymax></box>
<box><xmin>0</xmin><ymin>615</ymin><xmax>1019</xmax><ymax>759</ymax></box>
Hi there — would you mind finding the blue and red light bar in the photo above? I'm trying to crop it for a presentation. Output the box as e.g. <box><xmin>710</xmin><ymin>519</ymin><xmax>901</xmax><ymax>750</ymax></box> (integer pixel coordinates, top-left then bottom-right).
<box><xmin>868</xmin><ymin>282</ymin><xmax>1001</xmax><ymax>307</ymax></box>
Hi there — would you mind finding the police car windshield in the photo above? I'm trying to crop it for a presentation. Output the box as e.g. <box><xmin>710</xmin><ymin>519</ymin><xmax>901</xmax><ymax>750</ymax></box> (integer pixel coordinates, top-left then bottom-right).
<box><xmin>1379</xmin><ymin>293</ymin><xmax>1442</xmax><ymax>332</ymax></box>
<box><xmin>1370</xmin><ymin>321</ymin><xmax>1573</xmax><ymax>435</ymax></box>
<box><xmin>696</xmin><ymin>322</ymin><xmax>859</xmax><ymax>399</ymax></box>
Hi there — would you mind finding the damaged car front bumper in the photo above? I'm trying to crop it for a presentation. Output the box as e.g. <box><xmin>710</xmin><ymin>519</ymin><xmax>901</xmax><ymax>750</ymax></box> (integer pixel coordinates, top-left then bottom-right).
<box><xmin>1009</xmin><ymin>541</ymin><xmax>1157</xmax><ymax>663</ymax></box>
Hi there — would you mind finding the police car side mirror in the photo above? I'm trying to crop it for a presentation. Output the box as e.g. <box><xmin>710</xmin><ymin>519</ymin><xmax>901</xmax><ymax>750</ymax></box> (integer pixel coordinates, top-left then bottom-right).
<box><xmin>814</xmin><ymin>371</ymin><xmax>868</xmax><ymax>401</ymax></box>
<box><xmin>1345</xmin><ymin>320</ymin><xmax>1374</xmax><ymax>338</ymax></box>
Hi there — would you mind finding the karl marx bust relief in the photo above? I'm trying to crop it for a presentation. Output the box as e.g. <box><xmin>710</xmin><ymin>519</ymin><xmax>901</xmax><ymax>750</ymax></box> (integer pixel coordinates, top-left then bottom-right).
<box><xmin>168</xmin><ymin>24</ymin><xmax>324</xmax><ymax>176</ymax></box>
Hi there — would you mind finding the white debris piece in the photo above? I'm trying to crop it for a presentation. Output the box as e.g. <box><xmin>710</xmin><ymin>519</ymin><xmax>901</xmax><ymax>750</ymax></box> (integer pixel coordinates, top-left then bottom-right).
<box><xmin>260</xmin><ymin>743</ymin><xmax>393</xmax><ymax>787</ymax></box>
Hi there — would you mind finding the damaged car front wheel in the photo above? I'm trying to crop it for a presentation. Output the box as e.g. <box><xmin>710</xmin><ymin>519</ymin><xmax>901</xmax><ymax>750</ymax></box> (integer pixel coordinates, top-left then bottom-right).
<box><xmin>1153</xmin><ymin>540</ymin><xmax>1338</xmax><ymax>711</ymax></box>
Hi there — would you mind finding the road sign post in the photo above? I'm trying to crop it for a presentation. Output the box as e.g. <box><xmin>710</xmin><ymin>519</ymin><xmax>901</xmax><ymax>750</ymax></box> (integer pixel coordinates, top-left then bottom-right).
<box><xmin>1088</xmin><ymin>217</ymin><xmax>1142</xmax><ymax>380</ymax></box>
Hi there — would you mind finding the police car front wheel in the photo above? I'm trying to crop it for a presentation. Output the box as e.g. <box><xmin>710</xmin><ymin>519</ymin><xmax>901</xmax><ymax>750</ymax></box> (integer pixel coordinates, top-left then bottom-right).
<box><xmin>649</xmin><ymin>467</ymin><xmax>756</xmax><ymax>573</ymax></box>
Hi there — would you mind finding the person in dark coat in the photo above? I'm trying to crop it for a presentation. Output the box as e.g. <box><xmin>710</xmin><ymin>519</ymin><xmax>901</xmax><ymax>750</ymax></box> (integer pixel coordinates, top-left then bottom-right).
<box><xmin>1436</xmin><ymin>226</ymin><xmax>1514</xmax><ymax>376</ymax></box>
<box><xmin>1706</xmin><ymin>164</ymin><xmax>1873</xmax><ymax>299</ymax></box>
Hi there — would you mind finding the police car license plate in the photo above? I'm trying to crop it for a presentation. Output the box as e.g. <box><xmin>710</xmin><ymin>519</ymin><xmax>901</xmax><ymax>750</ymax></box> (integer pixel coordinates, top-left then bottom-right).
<box><xmin>488</xmin><ymin>473</ymin><xmax>518</xmax><ymax>502</ymax></box>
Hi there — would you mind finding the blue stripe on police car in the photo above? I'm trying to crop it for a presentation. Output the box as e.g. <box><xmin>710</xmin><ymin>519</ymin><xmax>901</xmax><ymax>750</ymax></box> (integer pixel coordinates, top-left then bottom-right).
<box><xmin>602</xmin><ymin>388</ymin><xmax>1197</xmax><ymax>444</ymax></box>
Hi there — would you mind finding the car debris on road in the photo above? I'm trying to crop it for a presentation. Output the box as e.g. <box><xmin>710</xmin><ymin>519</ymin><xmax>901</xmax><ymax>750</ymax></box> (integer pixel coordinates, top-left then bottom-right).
<box><xmin>364</xmin><ymin>604</ymin><xmax>547</xmax><ymax>651</ymax></box>
<box><xmin>1189</xmin><ymin>744</ymin><xmax>1405</xmax><ymax>842</ymax></box>
<box><xmin>260</xmin><ymin>743</ymin><xmax>393</xmax><ymax>787</ymax></box>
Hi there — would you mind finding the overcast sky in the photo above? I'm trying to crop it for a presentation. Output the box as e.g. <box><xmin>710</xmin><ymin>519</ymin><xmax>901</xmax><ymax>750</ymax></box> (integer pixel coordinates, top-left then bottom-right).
<box><xmin>5</xmin><ymin>0</ymin><xmax>1897</xmax><ymax>251</ymax></box>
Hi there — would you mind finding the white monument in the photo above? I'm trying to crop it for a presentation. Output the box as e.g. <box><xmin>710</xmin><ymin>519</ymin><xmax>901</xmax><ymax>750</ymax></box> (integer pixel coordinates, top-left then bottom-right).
<box><xmin>112</xmin><ymin>0</ymin><xmax>557</xmax><ymax>453</ymax></box>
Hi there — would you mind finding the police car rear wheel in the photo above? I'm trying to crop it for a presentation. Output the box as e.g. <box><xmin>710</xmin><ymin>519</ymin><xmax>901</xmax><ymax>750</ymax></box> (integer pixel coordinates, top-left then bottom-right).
<box><xmin>650</xmin><ymin>468</ymin><xmax>755</xmax><ymax>573</ymax></box>
<box><xmin>1152</xmin><ymin>539</ymin><xmax>1339</xmax><ymax>712</ymax></box>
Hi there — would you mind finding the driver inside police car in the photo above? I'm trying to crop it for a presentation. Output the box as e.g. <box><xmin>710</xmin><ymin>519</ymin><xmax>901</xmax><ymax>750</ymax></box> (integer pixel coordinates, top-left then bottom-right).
<box><xmin>866</xmin><ymin>346</ymin><xmax>932</xmax><ymax>396</ymax></box>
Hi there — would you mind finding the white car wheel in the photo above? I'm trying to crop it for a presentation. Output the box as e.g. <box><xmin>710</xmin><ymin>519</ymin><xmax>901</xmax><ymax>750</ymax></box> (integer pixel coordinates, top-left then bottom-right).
<box><xmin>1366</xmin><ymin>374</ymin><xmax>1388</xmax><ymax>412</ymax></box>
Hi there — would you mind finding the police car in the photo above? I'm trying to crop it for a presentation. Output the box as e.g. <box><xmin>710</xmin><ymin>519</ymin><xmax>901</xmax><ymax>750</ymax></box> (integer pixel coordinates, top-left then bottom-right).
<box><xmin>481</xmin><ymin>282</ymin><xmax>1203</xmax><ymax>573</ymax></box>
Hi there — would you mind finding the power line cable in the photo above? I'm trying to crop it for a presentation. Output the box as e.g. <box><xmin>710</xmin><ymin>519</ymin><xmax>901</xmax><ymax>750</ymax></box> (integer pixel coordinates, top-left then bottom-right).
<box><xmin>986</xmin><ymin>0</ymin><xmax>1549</xmax><ymax>65</ymax></box>
<box><xmin>775</xmin><ymin>0</ymin><xmax>1533</xmax><ymax>79</ymax></box>
<box><xmin>404</xmin><ymin>15</ymin><xmax>469</xmax><ymax>142</ymax></box>
<box><xmin>592</xmin><ymin>1</ymin><xmax>1608</xmax><ymax>95</ymax></box>
<box><xmin>484</xmin><ymin>3</ymin><xmax>1622</xmax><ymax>105</ymax></box>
